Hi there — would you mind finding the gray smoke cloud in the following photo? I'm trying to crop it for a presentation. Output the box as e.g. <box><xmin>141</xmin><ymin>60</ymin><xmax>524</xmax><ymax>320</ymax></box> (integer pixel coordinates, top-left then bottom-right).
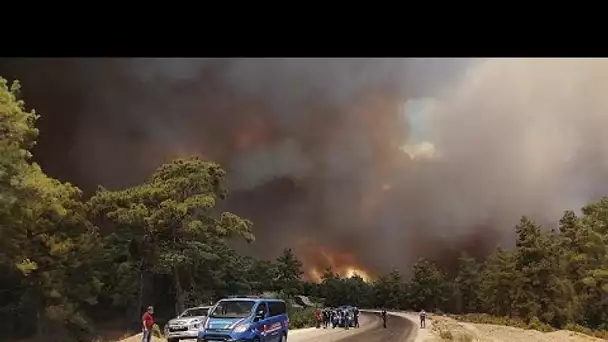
<box><xmin>422</xmin><ymin>59</ymin><xmax>608</xmax><ymax>234</ymax></box>
<box><xmin>4</xmin><ymin>57</ymin><xmax>606</xmax><ymax>277</ymax></box>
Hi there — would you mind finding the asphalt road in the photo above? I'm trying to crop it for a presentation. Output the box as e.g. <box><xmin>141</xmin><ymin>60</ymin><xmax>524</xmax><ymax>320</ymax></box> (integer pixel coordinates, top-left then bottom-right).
<box><xmin>288</xmin><ymin>312</ymin><xmax>415</xmax><ymax>342</ymax></box>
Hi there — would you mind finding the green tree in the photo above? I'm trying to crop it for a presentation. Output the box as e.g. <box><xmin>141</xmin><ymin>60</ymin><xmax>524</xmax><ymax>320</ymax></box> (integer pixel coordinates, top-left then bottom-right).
<box><xmin>320</xmin><ymin>267</ymin><xmax>344</xmax><ymax>307</ymax></box>
<box><xmin>342</xmin><ymin>274</ymin><xmax>374</xmax><ymax>308</ymax></box>
<box><xmin>274</xmin><ymin>248</ymin><xmax>303</xmax><ymax>298</ymax></box>
<box><xmin>452</xmin><ymin>253</ymin><xmax>482</xmax><ymax>314</ymax></box>
<box><xmin>577</xmin><ymin>198</ymin><xmax>608</xmax><ymax>329</ymax></box>
<box><xmin>0</xmin><ymin>78</ymin><xmax>39</xmax><ymax>265</ymax></box>
<box><xmin>16</xmin><ymin>174</ymin><xmax>101</xmax><ymax>341</ymax></box>
<box><xmin>479</xmin><ymin>247</ymin><xmax>518</xmax><ymax>317</ymax></box>
<box><xmin>88</xmin><ymin>157</ymin><xmax>254</xmax><ymax>316</ymax></box>
<box><xmin>406</xmin><ymin>258</ymin><xmax>449</xmax><ymax>312</ymax></box>
<box><xmin>557</xmin><ymin>210</ymin><xmax>587</xmax><ymax>324</ymax></box>
<box><xmin>0</xmin><ymin>77</ymin><xmax>101</xmax><ymax>341</ymax></box>
<box><xmin>511</xmin><ymin>216</ymin><xmax>571</xmax><ymax>326</ymax></box>
<box><xmin>374</xmin><ymin>267</ymin><xmax>405</xmax><ymax>309</ymax></box>
<box><xmin>247</xmin><ymin>258</ymin><xmax>277</xmax><ymax>294</ymax></box>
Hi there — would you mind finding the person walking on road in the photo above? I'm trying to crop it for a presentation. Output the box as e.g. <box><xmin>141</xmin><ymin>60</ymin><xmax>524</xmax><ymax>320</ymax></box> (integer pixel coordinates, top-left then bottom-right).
<box><xmin>419</xmin><ymin>309</ymin><xmax>427</xmax><ymax>329</ymax></box>
<box><xmin>353</xmin><ymin>307</ymin><xmax>360</xmax><ymax>328</ymax></box>
<box><xmin>141</xmin><ymin>306</ymin><xmax>154</xmax><ymax>342</ymax></box>
<box><xmin>381</xmin><ymin>310</ymin><xmax>387</xmax><ymax>328</ymax></box>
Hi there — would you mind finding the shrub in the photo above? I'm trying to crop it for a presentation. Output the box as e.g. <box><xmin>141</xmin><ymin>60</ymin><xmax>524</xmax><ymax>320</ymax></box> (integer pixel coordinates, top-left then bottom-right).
<box><xmin>152</xmin><ymin>324</ymin><xmax>163</xmax><ymax>338</ymax></box>
<box><xmin>565</xmin><ymin>323</ymin><xmax>608</xmax><ymax>339</ymax></box>
<box><xmin>439</xmin><ymin>328</ymin><xmax>453</xmax><ymax>340</ymax></box>
<box><xmin>527</xmin><ymin>316</ymin><xmax>552</xmax><ymax>332</ymax></box>
<box><xmin>288</xmin><ymin>307</ymin><xmax>316</xmax><ymax>329</ymax></box>
<box><xmin>456</xmin><ymin>333</ymin><xmax>473</xmax><ymax>342</ymax></box>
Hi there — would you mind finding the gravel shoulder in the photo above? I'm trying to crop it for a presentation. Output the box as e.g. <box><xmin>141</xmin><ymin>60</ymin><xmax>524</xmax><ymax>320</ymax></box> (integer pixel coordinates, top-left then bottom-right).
<box><xmin>426</xmin><ymin>315</ymin><xmax>608</xmax><ymax>342</ymax></box>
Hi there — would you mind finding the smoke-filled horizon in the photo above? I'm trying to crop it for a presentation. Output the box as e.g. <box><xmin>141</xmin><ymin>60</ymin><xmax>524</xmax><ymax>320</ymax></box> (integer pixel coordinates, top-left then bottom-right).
<box><xmin>2</xmin><ymin>58</ymin><xmax>607</xmax><ymax>277</ymax></box>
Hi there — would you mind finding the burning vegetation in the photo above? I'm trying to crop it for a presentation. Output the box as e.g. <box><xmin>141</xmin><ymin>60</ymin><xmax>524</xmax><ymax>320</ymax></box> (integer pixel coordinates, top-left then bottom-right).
<box><xmin>297</xmin><ymin>240</ymin><xmax>374</xmax><ymax>282</ymax></box>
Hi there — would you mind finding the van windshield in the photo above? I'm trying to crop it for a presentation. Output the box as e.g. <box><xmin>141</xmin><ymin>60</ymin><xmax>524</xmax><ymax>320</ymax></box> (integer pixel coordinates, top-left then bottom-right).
<box><xmin>209</xmin><ymin>301</ymin><xmax>255</xmax><ymax>319</ymax></box>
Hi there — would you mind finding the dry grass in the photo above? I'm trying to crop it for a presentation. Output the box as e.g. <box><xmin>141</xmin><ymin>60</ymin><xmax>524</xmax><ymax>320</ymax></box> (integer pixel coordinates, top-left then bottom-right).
<box><xmin>112</xmin><ymin>332</ymin><xmax>164</xmax><ymax>342</ymax></box>
<box><xmin>426</xmin><ymin>315</ymin><xmax>607</xmax><ymax>342</ymax></box>
<box><xmin>429</xmin><ymin>316</ymin><xmax>477</xmax><ymax>342</ymax></box>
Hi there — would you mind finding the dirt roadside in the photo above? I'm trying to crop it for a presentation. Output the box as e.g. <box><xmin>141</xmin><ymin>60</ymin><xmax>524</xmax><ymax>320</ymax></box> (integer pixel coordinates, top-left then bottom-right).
<box><xmin>114</xmin><ymin>333</ymin><xmax>164</xmax><ymax>342</ymax></box>
<box><xmin>424</xmin><ymin>315</ymin><xmax>608</xmax><ymax>342</ymax></box>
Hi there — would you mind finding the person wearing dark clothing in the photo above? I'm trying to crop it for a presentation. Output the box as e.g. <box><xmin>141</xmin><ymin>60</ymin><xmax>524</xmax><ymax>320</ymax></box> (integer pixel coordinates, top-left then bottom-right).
<box><xmin>315</xmin><ymin>308</ymin><xmax>322</xmax><ymax>328</ymax></box>
<box><xmin>381</xmin><ymin>310</ymin><xmax>387</xmax><ymax>328</ymax></box>
<box><xmin>344</xmin><ymin>311</ymin><xmax>350</xmax><ymax>330</ymax></box>
<box><xmin>419</xmin><ymin>309</ymin><xmax>427</xmax><ymax>329</ymax></box>
<box><xmin>321</xmin><ymin>309</ymin><xmax>325</xmax><ymax>328</ymax></box>
<box><xmin>142</xmin><ymin>306</ymin><xmax>154</xmax><ymax>342</ymax></box>
<box><xmin>353</xmin><ymin>308</ymin><xmax>360</xmax><ymax>328</ymax></box>
<box><xmin>323</xmin><ymin>309</ymin><xmax>329</xmax><ymax>328</ymax></box>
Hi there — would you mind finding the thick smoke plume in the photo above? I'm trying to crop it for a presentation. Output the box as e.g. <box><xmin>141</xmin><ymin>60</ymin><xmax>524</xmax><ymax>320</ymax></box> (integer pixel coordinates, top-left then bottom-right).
<box><xmin>2</xmin><ymin>58</ymin><xmax>607</xmax><ymax>277</ymax></box>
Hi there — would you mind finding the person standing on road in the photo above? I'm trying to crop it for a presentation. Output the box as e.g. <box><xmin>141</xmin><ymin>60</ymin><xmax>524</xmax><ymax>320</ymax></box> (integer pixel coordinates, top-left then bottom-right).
<box><xmin>142</xmin><ymin>306</ymin><xmax>154</xmax><ymax>342</ymax></box>
<box><xmin>353</xmin><ymin>307</ymin><xmax>360</xmax><ymax>328</ymax></box>
<box><xmin>381</xmin><ymin>310</ymin><xmax>387</xmax><ymax>328</ymax></box>
<box><xmin>315</xmin><ymin>307</ymin><xmax>322</xmax><ymax>328</ymax></box>
<box><xmin>321</xmin><ymin>308</ymin><xmax>325</xmax><ymax>328</ymax></box>
<box><xmin>344</xmin><ymin>310</ymin><xmax>350</xmax><ymax>330</ymax></box>
<box><xmin>331</xmin><ymin>309</ymin><xmax>337</xmax><ymax>328</ymax></box>
<box><xmin>419</xmin><ymin>309</ymin><xmax>427</xmax><ymax>329</ymax></box>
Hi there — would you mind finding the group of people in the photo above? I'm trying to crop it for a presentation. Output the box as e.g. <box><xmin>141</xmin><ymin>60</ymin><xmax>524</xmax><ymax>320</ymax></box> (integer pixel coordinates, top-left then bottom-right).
<box><xmin>315</xmin><ymin>307</ymin><xmax>427</xmax><ymax>330</ymax></box>
<box><xmin>315</xmin><ymin>307</ymin><xmax>360</xmax><ymax>329</ymax></box>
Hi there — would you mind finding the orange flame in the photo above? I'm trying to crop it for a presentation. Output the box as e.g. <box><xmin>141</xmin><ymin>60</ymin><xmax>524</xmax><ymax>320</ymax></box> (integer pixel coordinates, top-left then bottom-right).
<box><xmin>296</xmin><ymin>240</ymin><xmax>374</xmax><ymax>283</ymax></box>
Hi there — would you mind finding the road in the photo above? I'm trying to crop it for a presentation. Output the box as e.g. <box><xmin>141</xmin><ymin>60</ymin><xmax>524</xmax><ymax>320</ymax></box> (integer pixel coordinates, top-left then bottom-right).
<box><xmin>289</xmin><ymin>312</ymin><xmax>415</xmax><ymax>342</ymax></box>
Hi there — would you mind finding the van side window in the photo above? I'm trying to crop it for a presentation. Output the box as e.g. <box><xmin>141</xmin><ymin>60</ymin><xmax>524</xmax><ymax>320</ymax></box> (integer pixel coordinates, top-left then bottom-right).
<box><xmin>257</xmin><ymin>303</ymin><xmax>267</xmax><ymax>317</ymax></box>
<box><xmin>268</xmin><ymin>302</ymin><xmax>286</xmax><ymax>317</ymax></box>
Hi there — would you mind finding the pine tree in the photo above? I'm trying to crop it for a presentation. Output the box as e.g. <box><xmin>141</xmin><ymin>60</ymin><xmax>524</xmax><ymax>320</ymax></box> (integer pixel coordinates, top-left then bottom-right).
<box><xmin>406</xmin><ymin>258</ymin><xmax>449</xmax><ymax>312</ymax></box>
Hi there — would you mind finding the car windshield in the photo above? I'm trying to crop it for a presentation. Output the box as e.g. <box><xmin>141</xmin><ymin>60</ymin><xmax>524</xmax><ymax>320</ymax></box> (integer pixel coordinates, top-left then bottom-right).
<box><xmin>180</xmin><ymin>308</ymin><xmax>209</xmax><ymax>317</ymax></box>
<box><xmin>209</xmin><ymin>300</ymin><xmax>255</xmax><ymax>319</ymax></box>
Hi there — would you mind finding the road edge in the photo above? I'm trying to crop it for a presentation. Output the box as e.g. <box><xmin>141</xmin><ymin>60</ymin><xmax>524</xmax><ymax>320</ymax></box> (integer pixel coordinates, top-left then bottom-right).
<box><xmin>360</xmin><ymin>310</ymin><xmax>425</xmax><ymax>342</ymax></box>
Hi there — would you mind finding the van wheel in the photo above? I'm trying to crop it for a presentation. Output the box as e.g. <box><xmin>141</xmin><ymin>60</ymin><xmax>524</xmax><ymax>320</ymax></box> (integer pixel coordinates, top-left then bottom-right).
<box><xmin>280</xmin><ymin>333</ymin><xmax>287</xmax><ymax>342</ymax></box>
<box><xmin>253</xmin><ymin>338</ymin><xmax>261</xmax><ymax>342</ymax></box>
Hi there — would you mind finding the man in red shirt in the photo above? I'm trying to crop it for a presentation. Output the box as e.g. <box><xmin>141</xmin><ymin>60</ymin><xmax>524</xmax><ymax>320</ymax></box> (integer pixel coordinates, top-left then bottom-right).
<box><xmin>142</xmin><ymin>306</ymin><xmax>154</xmax><ymax>342</ymax></box>
<box><xmin>314</xmin><ymin>308</ymin><xmax>322</xmax><ymax>328</ymax></box>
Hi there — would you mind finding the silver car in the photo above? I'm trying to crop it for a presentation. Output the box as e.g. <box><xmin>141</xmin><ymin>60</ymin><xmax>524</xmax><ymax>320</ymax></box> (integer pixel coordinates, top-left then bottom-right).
<box><xmin>164</xmin><ymin>306</ymin><xmax>211</xmax><ymax>341</ymax></box>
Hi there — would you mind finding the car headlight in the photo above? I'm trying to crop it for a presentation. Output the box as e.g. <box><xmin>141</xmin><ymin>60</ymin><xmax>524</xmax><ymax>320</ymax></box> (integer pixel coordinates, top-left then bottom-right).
<box><xmin>232</xmin><ymin>323</ymin><xmax>250</xmax><ymax>333</ymax></box>
<box><xmin>188</xmin><ymin>319</ymin><xmax>201</xmax><ymax>330</ymax></box>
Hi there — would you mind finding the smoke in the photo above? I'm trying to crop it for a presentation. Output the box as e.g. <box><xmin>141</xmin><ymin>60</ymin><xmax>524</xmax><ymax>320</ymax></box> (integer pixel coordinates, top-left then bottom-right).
<box><xmin>2</xmin><ymin>58</ymin><xmax>607</xmax><ymax>276</ymax></box>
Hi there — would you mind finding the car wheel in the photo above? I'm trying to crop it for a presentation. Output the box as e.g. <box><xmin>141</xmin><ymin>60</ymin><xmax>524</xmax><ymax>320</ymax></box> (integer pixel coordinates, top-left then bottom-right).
<box><xmin>253</xmin><ymin>338</ymin><xmax>261</xmax><ymax>342</ymax></box>
<box><xmin>167</xmin><ymin>339</ymin><xmax>178</xmax><ymax>342</ymax></box>
<box><xmin>280</xmin><ymin>333</ymin><xmax>287</xmax><ymax>342</ymax></box>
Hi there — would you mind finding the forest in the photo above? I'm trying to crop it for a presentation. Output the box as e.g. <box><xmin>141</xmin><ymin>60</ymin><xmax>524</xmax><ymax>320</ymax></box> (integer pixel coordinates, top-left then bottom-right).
<box><xmin>3</xmin><ymin>76</ymin><xmax>608</xmax><ymax>341</ymax></box>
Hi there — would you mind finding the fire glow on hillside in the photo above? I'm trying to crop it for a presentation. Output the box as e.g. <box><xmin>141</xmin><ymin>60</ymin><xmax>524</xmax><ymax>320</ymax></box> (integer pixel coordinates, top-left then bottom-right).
<box><xmin>297</xmin><ymin>240</ymin><xmax>374</xmax><ymax>283</ymax></box>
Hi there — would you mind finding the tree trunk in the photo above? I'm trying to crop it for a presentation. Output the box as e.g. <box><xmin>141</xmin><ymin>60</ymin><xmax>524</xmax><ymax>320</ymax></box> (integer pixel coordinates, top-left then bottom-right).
<box><xmin>135</xmin><ymin>261</ymin><xmax>145</xmax><ymax>325</ymax></box>
<box><xmin>33</xmin><ymin>285</ymin><xmax>48</xmax><ymax>342</ymax></box>
<box><xmin>174</xmin><ymin>266</ymin><xmax>185</xmax><ymax>315</ymax></box>
<box><xmin>35</xmin><ymin>302</ymin><xmax>44</xmax><ymax>342</ymax></box>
